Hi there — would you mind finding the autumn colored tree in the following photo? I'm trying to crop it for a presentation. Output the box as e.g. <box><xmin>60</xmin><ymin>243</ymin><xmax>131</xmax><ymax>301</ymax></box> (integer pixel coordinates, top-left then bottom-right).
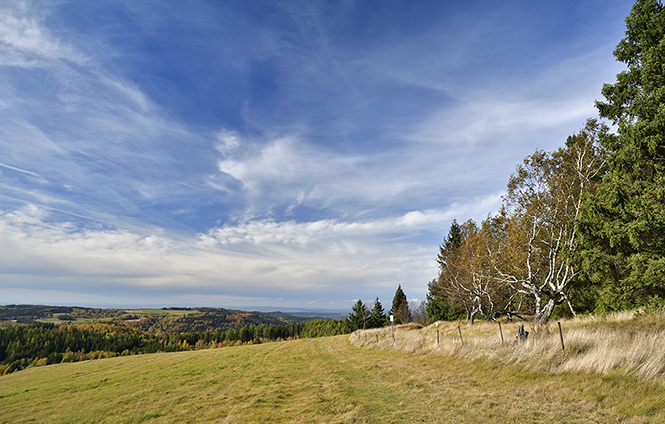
<box><xmin>428</xmin><ymin>120</ymin><xmax>607</xmax><ymax>324</ymax></box>
<box><xmin>499</xmin><ymin>120</ymin><xmax>608</xmax><ymax>322</ymax></box>
<box><xmin>434</xmin><ymin>218</ymin><xmax>520</xmax><ymax>322</ymax></box>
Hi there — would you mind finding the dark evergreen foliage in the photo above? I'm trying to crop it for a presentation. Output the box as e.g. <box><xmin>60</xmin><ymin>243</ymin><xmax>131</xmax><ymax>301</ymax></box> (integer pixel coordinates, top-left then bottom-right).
<box><xmin>390</xmin><ymin>285</ymin><xmax>411</xmax><ymax>324</ymax></box>
<box><xmin>425</xmin><ymin>279</ymin><xmax>454</xmax><ymax>323</ymax></box>
<box><xmin>0</xmin><ymin>318</ymin><xmax>350</xmax><ymax>375</ymax></box>
<box><xmin>427</xmin><ymin>221</ymin><xmax>468</xmax><ymax>322</ymax></box>
<box><xmin>368</xmin><ymin>297</ymin><xmax>387</xmax><ymax>328</ymax></box>
<box><xmin>437</xmin><ymin>219</ymin><xmax>462</xmax><ymax>270</ymax></box>
<box><xmin>579</xmin><ymin>0</ymin><xmax>665</xmax><ymax>311</ymax></box>
<box><xmin>347</xmin><ymin>300</ymin><xmax>370</xmax><ymax>331</ymax></box>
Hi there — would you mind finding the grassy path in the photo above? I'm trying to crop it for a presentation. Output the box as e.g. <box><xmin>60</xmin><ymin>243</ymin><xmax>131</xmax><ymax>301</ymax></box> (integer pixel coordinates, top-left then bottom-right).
<box><xmin>1</xmin><ymin>335</ymin><xmax>663</xmax><ymax>423</ymax></box>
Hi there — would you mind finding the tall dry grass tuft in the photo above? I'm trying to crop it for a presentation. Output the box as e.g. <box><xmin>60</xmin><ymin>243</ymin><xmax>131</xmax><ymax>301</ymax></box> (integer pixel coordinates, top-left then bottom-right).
<box><xmin>349</xmin><ymin>311</ymin><xmax>665</xmax><ymax>381</ymax></box>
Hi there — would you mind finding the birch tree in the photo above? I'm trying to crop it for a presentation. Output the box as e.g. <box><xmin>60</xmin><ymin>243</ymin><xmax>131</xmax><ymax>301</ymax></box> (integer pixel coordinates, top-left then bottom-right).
<box><xmin>502</xmin><ymin>119</ymin><xmax>608</xmax><ymax>323</ymax></box>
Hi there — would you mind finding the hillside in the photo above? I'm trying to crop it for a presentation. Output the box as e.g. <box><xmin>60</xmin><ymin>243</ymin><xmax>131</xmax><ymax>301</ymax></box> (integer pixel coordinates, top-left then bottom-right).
<box><xmin>351</xmin><ymin>310</ymin><xmax>665</xmax><ymax>381</ymax></box>
<box><xmin>1</xmin><ymin>323</ymin><xmax>664</xmax><ymax>423</ymax></box>
<box><xmin>0</xmin><ymin>305</ymin><xmax>318</xmax><ymax>333</ymax></box>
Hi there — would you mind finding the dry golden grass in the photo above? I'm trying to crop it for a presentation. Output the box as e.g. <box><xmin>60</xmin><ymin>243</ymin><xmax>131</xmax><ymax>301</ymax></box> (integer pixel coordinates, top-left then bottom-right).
<box><xmin>3</xmin><ymin>330</ymin><xmax>665</xmax><ymax>422</ymax></box>
<box><xmin>350</xmin><ymin>310</ymin><xmax>665</xmax><ymax>381</ymax></box>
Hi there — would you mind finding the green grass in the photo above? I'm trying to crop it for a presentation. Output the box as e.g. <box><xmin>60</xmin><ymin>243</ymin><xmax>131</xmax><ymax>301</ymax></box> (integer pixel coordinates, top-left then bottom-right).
<box><xmin>1</xmin><ymin>335</ymin><xmax>664</xmax><ymax>423</ymax></box>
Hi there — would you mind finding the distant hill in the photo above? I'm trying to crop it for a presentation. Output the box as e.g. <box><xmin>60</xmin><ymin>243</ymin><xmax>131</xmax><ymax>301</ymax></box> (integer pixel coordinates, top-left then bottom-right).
<box><xmin>0</xmin><ymin>304</ymin><xmax>324</xmax><ymax>333</ymax></box>
<box><xmin>263</xmin><ymin>309</ymin><xmax>346</xmax><ymax>319</ymax></box>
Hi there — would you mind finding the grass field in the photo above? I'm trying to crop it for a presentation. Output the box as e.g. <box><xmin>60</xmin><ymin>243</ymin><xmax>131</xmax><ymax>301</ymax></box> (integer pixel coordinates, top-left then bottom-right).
<box><xmin>352</xmin><ymin>311</ymin><xmax>665</xmax><ymax>381</ymax></box>
<box><xmin>1</xmin><ymin>326</ymin><xmax>664</xmax><ymax>423</ymax></box>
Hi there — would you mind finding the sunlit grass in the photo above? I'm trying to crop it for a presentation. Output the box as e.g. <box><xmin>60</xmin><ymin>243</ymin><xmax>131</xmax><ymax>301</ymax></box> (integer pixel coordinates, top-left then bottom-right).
<box><xmin>2</xmin><ymin>318</ymin><xmax>665</xmax><ymax>423</ymax></box>
<box><xmin>351</xmin><ymin>310</ymin><xmax>665</xmax><ymax>381</ymax></box>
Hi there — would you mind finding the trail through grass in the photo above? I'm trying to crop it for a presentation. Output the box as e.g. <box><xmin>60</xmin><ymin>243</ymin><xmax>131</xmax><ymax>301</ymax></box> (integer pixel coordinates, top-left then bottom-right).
<box><xmin>1</xmin><ymin>335</ymin><xmax>663</xmax><ymax>423</ymax></box>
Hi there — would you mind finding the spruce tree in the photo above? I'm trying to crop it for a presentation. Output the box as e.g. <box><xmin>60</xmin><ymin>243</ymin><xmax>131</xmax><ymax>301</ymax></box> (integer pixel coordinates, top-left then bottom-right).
<box><xmin>430</xmin><ymin>220</ymin><xmax>464</xmax><ymax>321</ymax></box>
<box><xmin>437</xmin><ymin>219</ymin><xmax>462</xmax><ymax>269</ymax></box>
<box><xmin>368</xmin><ymin>297</ymin><xmax>387</xmax><ymax>328</ymax></box>
<box><xmin>390</xmin><ymin>285</ymin><xmax>410</xmax><ymax>324</ymax></box>
<box><xmin>579</xmin><ymin>0</ymin><xmax>665</xmax><ymax>310</ymax></box>
<box><xmin>347</xmin><ymin>299</ymin><xmax>369</xmax><ymax>331</ymax></box>
<box><xmin>425</xmin><ymin>279</ymin><xmax>450</xmax><ymax>323</ymax></box>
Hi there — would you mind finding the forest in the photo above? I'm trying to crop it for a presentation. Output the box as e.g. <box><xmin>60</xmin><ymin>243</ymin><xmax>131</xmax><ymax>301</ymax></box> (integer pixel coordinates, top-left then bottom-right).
<box><xmin>0</xmin><ymin>304</ymin><xmax>355</xmax><ymax>375</ymax></box>
<box><xmin>0</xmin><ymin>318</ymin><xmax>349</xmax><ymax>375</ymax></box>
<box><xmin>426</xmin><ymin>0</ymin><xmax>665</xmax><ymax>325</ymax></box>
<box><xmin>0</xmin><ymin>304</ymin><xmax>320</xmax><ymax>332</ymax></box>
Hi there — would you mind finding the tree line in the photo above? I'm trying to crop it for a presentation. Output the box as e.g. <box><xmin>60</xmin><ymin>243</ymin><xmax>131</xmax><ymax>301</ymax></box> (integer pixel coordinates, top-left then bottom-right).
<box><xmin>427</xmin><ymin>0</ymin><xmax>665</xmax><ymax>324</ymax></box>
<box><xmin>0</xmin><ymin>318</ymin><xmax>349</xmax><ymax>375</ymax></box>
<box><xmin>346</xmin><ymin>284</ymin><xmax>425</xmax><ymax>331</ymax></box>
<box><xmin>0</xmin><ymin>305</ymin><xmax>315</xmax><ymax>333</ymax></box>
<box><xmin>2</xmin><ymin>289</ymin><xmax>425</xmax><ymax>375</ymax></box>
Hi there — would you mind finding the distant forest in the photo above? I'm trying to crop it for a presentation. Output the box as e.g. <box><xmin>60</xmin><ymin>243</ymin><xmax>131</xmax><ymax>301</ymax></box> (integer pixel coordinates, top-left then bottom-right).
<box><xmin>0</xmin><ymin>304</ymin><xmax>327</xmax><ymax>333</ymax></box>
<box><xmin>0</xmin><ymin>305</ymin><xmax>350</xmax><ymax>375</ymax></box>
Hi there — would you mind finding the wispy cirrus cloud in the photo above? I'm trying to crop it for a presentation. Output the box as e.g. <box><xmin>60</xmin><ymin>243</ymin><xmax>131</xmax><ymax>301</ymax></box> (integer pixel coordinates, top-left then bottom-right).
<box><xmin>0</xmin><ymin>2</ymin><xmax>221</xmax><ymax>231</ymax></box>
<box><xmin>0</xmin><ymin>0</ymin><xmax>634</xmax><ymax>309</ymax></box>
<box><xmin>0</xmin><ymin>4</ymin><xmax>83</xmax><ymax>67</ymax></box>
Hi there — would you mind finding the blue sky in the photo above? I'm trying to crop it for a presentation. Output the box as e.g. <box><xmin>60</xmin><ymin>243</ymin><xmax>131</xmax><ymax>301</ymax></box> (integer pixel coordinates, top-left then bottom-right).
<box><xmin>0</xmin><ymin>0</ymin><xmax>631</xmax><ymax>311</ymax></box>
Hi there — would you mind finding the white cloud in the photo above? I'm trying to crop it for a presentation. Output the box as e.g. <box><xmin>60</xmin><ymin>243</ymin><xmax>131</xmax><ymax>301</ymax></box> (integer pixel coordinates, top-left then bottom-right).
<box><xmin>0</xmin><ymin>201</ymin><xmax>506</xmax><ymax>305</ymax></box>
<box><xmin>0</xmin><ymin>4</ymin><xmax>83</xmax><ymax>67</ymax></box>
<box><xmin>0</xmin><ymin>1</ymin><xmax>633</xmax><ymax>310</ymax></box>
<box><xmin>207</xmin><ymin>210</ymin><xmax>450</xmax><ymax>247</ymax></box>
<box><xmin>219</xmin><ymin>136</ymin><xmax>332</xmax><ymax>190</ymax></box>
<box><xmin>210</xmin><ymin>33</ymin><xmax>621</xmax><ymax>221</ymax></box>
<box><xmin>216</xmin><ymin>135</ymin><xmax>383</xmax><ymax>209</ymax></box>
<box><xmin>0</xmin><ymin>2</ymin><xmax>220</xmax><ymax>229</ymax></box>
<box><xmin>216</xmin><ymin>128</ymin><xmax>242</xmax><ymax>154</ymax></box>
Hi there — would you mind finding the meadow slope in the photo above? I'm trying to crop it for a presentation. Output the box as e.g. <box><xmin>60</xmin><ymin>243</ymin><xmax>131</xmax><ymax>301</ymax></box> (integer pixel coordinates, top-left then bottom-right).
<box><xmin>352</xmin><ymin>312</ymin><xmax>665</xmax><ymax>381</ymax></box>
<box><xmin>1</xmin><ymin>331</ymin><xmax>664</xmax><ymax>423</ymax></box>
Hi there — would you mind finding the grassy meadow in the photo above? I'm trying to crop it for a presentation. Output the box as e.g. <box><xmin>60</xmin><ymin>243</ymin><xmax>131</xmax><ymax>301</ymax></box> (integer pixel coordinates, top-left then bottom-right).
<box><xmin>352</xmin><ymin>311</ymin><xmax>665</xmax><ymax>381</ymax></box>
<box><xmin>2</xmin><ymin>314</ymin><xmax>665</xmax><ymax>423</ymax></box>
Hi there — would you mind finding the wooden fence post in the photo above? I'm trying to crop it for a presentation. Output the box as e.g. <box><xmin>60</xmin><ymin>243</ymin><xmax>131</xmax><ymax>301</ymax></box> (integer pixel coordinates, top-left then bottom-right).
<box><xmin>458</xmin><ymin>325</ymin><xmax>464</xmax><ymax>345</ymax></box>
<box><xmin>558</xmin><ymin>321</ymin><xmax>565</xmax><ymax>352</ymax></box>
<box><xmin>498</xmin><ymin>321</ymin><xmax>504</xmax><ymax>344</ymax></box>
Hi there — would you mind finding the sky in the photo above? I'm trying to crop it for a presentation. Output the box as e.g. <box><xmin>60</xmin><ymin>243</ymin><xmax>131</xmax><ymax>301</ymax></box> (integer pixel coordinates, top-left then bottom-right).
<box><xmin>0</xmin><ymin>0</ymin><xmax>633</xmax><ymax>311</ymax></box>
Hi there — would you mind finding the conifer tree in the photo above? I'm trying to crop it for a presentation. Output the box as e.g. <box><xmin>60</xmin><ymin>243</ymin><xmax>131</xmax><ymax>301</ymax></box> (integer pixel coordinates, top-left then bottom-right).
<box><xmin>428</xmin><ymin>220</ymin><xmax>465</xmax><ymax>322</ymax></box>
<box><xmin>368</xmin><ymin>297</ymin><xmax>387</xmax><ymax>328</ymax></box>
<box><xmin>579</xmin><ymin>0</ymin><xmax>665</xmax><ymax>310</ymax></box>
<box><xmin>390</xmin><ymin>285</ymin><xmax>411</xmax><ymax>324</ymax></box>
<box><xmin>425</xmin><ymin>279</ymin><xmax>451</xmax><ymax>323</ymax></box>
<box><xmin>437</xmin><ymin>219</ymin><xmax>462</xmax><ymax>269</ymax></box>
<box><xmin>347</xmin><ymin>299</ymin><xmax>369</xmax><ymax>330</ymax></box>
